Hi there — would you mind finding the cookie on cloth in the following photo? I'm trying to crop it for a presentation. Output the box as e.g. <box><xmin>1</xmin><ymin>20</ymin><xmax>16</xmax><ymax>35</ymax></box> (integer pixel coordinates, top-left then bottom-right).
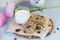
<box><xmin>7</xmin><ymin>14</ymin><xmax>53</xmax><ymax>39</ymax></box>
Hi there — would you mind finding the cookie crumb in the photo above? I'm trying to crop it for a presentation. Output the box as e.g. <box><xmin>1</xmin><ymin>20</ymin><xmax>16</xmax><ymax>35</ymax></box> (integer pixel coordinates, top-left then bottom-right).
<box><xmin>15</xmin><ymin>29</ymin><xmax>21</xmax><ymax>32</ymax></box>
<box><xmin>14</xmin><ymin>38</ymin><xmax>17</xmax><ymax>40</ymax></box>
<box><xmin>57</xmin><ymin>28</ymin><xmax>59</xmax><ymax>30</ymax></box>
<box><xmin>19</xmin><ymin>24</ymin><xmax>22</xmax><ymax>26</ymax></box>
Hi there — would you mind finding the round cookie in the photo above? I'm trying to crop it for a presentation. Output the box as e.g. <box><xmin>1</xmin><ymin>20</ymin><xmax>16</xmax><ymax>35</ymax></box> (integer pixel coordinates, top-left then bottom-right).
<box><xmin>15</xmin><ymin>19</ymin><xmax>53</xmax><ymax>39</ymax></box>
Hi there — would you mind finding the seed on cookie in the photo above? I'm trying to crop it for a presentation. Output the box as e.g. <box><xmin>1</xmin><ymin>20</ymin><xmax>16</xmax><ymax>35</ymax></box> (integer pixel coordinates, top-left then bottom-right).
<box><xmin>35</xmin><ymin>27</ymin><xmax>40</xmax><ymax>30</ymax></box>
<box><xmin>24</xmin><ymin>31</ymin><xmax>26</xmax><ymax>33</ymax></box>
<box><xmin>36</xmin><ymin>25</ymin><xmax>38</xmax><ymax>28</ymax></box>
<box><xmin>41</xmin><ymin>16</ymin><xmax>44</xmax><ymax>18</ymax></box>
<box><xmin>26</xmin><ymin>25</ymin><xmax>31</xmax><ymax>28</ymax></box>
<box><xmin>30</xmin><ymin>16</ymin><xmax>32</xmax><ymax>18</ymax></box>
<box><xmin>37</xmin><ymin>31</ymin><xmax>41</xmax><ymax>33</ymax></box>
<box><xmin>35</xmin><ymin>25</ymin><xmax>41</xmax><ymax>30</ymax></box>
<box><xmin>36</xmin><ymin>18</ymin><xmax>39</xmax><ymax>20</ymax></box>
<box><xmin>14</xmin><ymin>38</ymin><xmax>17</xmax><ymax>40</ymax></box>
<box><xmin>15</xmin><ymin>29</ymin><xmax>21</xmax><ymax>32</ymax></box>
<box><xmin>48</xmin><ymin>24</ymin><xmax>51</xmax><ymax>27</ymax></box>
